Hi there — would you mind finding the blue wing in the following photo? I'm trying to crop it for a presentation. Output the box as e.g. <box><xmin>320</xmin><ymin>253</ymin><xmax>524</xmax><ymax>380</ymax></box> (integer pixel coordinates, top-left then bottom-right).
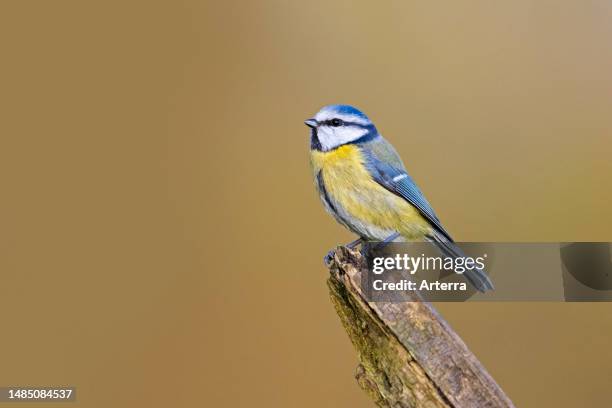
<box><xmin>359</xmin><ymin>138</ymin><xmax>494</xmax><ymax>292</ymax></box>
<box><xmin>360</xmin><ymin>143</ymin><xmax>454</xmax><ymax>242</ymax></box>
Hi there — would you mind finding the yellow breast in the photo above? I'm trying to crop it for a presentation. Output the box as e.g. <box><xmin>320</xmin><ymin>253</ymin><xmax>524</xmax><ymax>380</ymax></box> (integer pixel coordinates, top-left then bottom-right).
<box><xmin>310</xmin><ymin>145</ymin><xmax>430</xmax><ymax>238</ymax></box>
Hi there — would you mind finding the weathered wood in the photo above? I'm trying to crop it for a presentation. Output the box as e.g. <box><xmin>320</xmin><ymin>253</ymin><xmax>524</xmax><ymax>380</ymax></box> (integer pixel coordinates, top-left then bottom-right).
<box><xmin>327</xmin><ymin>246</ymin><xmax>515</xmax><ymax>408</ymax></box>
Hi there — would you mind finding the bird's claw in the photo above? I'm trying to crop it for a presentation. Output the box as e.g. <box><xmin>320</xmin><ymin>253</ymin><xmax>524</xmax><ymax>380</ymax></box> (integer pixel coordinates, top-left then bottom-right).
<box><xmin>323</xmin><ymin>249</ymin><xmax>336</xmax><ymax>267</ymax></box>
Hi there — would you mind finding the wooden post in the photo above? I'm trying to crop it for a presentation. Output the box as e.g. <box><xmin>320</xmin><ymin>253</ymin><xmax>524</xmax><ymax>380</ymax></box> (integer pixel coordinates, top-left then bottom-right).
<box><xmin>327</xmin><ymin>246</ymin><xmax>515</xmax><ymax>408</ymax></box>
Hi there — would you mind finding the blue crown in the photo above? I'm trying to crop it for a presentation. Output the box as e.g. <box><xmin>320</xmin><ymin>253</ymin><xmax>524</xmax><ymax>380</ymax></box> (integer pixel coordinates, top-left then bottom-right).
<box><xmin>323</xmin><ymin>104</ymin><xmax>370</xmax><ymax>121</ymax></box>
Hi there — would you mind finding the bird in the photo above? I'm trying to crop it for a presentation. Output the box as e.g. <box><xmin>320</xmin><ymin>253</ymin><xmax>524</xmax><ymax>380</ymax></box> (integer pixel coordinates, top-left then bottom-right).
<box><xmin>306</xmin><ymin>104</ymin><xmax>493</xmax><ymax>292</ymax></box>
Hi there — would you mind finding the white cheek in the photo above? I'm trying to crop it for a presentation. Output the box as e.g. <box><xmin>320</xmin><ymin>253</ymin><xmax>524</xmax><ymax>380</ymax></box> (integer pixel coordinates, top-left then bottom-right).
<box><xmin>318</xmin><ymin>127</ymin><xmax>369</xmax><ymax>151</ymax></box>
<box><xmin>317</xmin><ymin>128</ymin><xmax>336</xmax><ymax>151</ymax></box>
<box><xmin>335</xmin><ymin>127</ymin><xmax>368</xmax><ymax>146</ymax></box>
<box><xmin>344</xmin><ymin>127</ymin><xmax>367</xmax><ymax>141</ymax></box>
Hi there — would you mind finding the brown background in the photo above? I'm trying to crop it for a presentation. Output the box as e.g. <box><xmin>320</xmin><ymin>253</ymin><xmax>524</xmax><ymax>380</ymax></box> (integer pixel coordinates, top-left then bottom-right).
<box><xmin>1</xmin><ymin>1</ymin><xmax>612</xmax><ymax>407</ymax></box>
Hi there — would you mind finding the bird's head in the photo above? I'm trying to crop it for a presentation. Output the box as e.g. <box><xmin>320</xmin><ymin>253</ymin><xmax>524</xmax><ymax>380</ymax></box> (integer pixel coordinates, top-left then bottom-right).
<box><xmin>305</xmin><ymin>105</ymin><xmax>377</xmax><ymax>151</ymax></box>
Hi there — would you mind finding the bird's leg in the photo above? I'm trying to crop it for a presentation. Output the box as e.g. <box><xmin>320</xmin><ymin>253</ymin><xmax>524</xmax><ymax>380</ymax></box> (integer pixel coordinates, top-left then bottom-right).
<box><xmin>361</xmin><ymin>232</ymin><xmax>401</xmax><ymax>260</ymax></box>
<box><xmin>346</xmin><ymin>237</ymin><xmax>363</xmax><ymax>249</ymax></box>
<box><xmin>323</xmin><ymin>237</ymin><xmax>364</xmax><ymax>266</ymax></box>
<box><xmin>374</xmin><ymin>232</ymin><xmax>401</xmax><ymax>250</ymax></box>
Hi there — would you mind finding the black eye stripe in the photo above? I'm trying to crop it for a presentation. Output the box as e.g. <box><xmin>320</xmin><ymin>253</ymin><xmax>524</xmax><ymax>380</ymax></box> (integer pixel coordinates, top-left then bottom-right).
<box><xmin>322</xmin><ymin>119</ymin><xmax>372</xmax><ymax>129</ymax></box>
<box><xmin>322</xmin><ymin>119</ymin><xmax>343</xmax><ymax>127</ymax></box>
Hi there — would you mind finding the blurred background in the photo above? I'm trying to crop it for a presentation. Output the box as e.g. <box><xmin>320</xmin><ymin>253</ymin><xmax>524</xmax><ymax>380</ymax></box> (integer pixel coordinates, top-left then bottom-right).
<box><xmin>1</xmin><ymin>1</ymin><xmax>612</xmax><ymax>407</ymax></box>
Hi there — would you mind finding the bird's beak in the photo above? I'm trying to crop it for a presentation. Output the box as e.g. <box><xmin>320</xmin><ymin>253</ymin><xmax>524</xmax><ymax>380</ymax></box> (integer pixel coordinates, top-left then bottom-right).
<box><xmin>304</xmin><ymin>118</ymin><xmax>318</xmax><ymax>128</ymax></box>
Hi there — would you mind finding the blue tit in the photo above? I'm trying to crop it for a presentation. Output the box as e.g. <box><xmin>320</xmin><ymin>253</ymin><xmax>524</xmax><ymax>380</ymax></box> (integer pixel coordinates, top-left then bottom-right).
<box><xmin>306</xmin><ymin>104</ymin><xmax>493</xmax><ymax>292</ymax></box>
